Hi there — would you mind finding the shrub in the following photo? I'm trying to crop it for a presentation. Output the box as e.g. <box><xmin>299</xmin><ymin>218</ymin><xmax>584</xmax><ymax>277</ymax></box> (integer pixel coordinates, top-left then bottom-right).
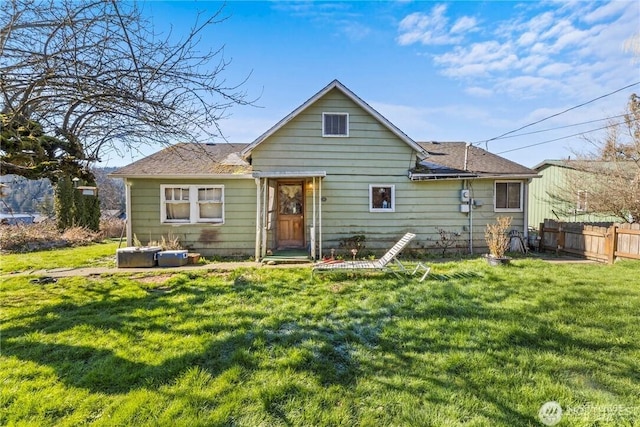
<box><xmin>485</xmin><ymin>216</ymin><xmax>512</xmax><ymax>258</ymax></box>
<box><xmin>0</xmin><ymin>220</ymin><xmax>103</xmax><ymax>253</ymax></box>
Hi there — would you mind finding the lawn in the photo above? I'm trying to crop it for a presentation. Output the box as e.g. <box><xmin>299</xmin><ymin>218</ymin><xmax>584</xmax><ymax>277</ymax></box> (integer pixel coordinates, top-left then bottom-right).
<box><xmin>0</xmin><ymin>240</ymin><xmax>119</xmax><ymax>274</ymax></box>
<box><xmin>1</xmin><ymin>250</ymin><xmax>639</xmax><ymax>426</ymax></box>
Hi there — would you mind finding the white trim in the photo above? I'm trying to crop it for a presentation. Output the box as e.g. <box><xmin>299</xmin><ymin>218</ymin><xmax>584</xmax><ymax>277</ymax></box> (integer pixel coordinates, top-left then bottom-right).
<box><xmin>160</xmin><ymin>184</ymin><xmax>225</xmax><ymax>224</ymax></box>
<box><xmin>125</xmin><ymin>179</ymin><xmax>132</xmax><ymax>247</ymax></box>
<box><xmin>255</xmin><ymin>178</ymin><xmax>261</xmax><ymax>261</ymax></box>
<box><xmin>322</xmin><ymin>112</ymin><xmax>349</xmax><ymax>137</ymax></box>
<box><xmin>252</xmin><ymin>171</ymin><xmax>327</xmax><ymax>179</ymax></box>
<box><xmin>369</xmin><ymin>184</ymin><xmax>396</xmax><ymax>213</ymax></box>
<box><xmin>494</xmin><ymin>180</ymin><xmax>523</xmax><ymax>212</ymax></box>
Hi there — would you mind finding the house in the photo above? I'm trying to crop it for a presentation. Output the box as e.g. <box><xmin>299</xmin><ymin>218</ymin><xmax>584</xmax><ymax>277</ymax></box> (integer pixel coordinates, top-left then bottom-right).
<box><xmin>528</xmin><ymin>160</ymin><xmax>629</xmax><ymax>228</ymax></box>
<box><xmin>111</xmin><ymin>80</ymin><xmax>538</xmax><ymax>260</ymax></box>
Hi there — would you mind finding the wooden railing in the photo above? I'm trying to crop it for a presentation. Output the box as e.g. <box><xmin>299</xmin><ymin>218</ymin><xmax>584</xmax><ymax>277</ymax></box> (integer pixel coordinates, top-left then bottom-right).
<box><xmin>539</xmin><ymin>219</ymin><xmax>640</xmax><ymax>263</ymax></box>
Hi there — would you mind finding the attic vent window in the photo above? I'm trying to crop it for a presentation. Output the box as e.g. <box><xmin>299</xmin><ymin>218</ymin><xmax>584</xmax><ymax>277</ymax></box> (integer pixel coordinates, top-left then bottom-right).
<box><xmin>323</xmin><ymin>113</ymin><xmax>349</xmax><ymax>137</ymax></box>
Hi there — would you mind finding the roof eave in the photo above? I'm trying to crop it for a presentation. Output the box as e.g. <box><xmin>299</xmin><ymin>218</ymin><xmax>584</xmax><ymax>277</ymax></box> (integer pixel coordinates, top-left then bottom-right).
<box><xmin>409</xmin><ymin>172</ymin><xmax>539</xmax><ymax>181</ymax></box>
<box><xmin>108</xmin><ymin>173</ymin><xmax>254</xmax><ymax>180</ymax></box>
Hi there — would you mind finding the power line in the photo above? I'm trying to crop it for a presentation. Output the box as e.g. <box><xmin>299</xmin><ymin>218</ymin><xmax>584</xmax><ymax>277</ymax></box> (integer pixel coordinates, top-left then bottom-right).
<box><xmin>496</xmin><ymin>116</ymin><xmax>639</xmax><ymax>155</ymax></box>
<box><xmin>482</xmin><ymin>114</ymin><xmax>627</xmax><ymax>142</ymax></box>
<box><xmin>476</xmin><ymin>81</ymin><xmax>640</xmax><ymax>148</ymax></box>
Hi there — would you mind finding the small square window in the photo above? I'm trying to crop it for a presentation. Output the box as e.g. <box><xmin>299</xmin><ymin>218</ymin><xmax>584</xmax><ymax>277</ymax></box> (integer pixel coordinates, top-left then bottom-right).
<box><xmin>323</xmin><ymin>113</ymin><xmax>348</xmax><ymax>137</ymax></box>
<box><xmin>495</xmin><ymin>182</ymin><xmax>522</xmax><ymax>211</ymax></box>
<box><xmin>370</xmin><ymin>185</ymin><xmax>395</xmax><ymax>212</ymax></box>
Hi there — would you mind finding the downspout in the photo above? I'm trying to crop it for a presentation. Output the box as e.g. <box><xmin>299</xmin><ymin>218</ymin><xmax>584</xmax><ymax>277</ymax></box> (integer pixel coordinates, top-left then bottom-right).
<box><xmin>523</xmin><ymin>178</ymin><xmax>531</xmax><ymax>240</ymax></box>
<box><xmin>254</xmin><ymin>178</ymin><xmax>261</xmax><ymax>262</ymax></box>
<box><xmin>464</xmin><ymin>143</ymin><xmax>473</xmax><ymax>254</ymax></box>
<box><xmin>125</xmin><ymin>179</ymin><xmax>132</xmax><ymax>247</ymax></box>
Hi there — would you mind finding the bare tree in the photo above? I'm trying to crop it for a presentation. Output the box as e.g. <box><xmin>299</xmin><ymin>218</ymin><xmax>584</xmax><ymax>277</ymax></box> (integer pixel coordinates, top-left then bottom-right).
<box><xmin>1</xmin><ymin>0</ymin><xmax>252</xmax><ymax>181</ymax></box>
<box><xmin>553</xmin><ymin>94</ymin><xmax>640</xmax><ymax>222</ymax></box>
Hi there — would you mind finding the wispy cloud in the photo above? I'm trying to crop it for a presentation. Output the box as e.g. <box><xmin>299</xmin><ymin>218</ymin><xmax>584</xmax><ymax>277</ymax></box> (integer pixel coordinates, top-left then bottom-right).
<box><xmin>397</xmin><ymin>1</ymin><xmax>638</xmax><ymax>99</ymax></box>
<box><xmin>396</xmin><ymin>4</ymin><xmax>477</xmax><ymax>46</ymax></box>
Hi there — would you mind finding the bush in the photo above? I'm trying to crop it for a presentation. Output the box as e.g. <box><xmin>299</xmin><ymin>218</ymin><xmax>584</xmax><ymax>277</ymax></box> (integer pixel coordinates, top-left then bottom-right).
<box><xmin>0</xmin><ymin>220</ymin><xmax>107</xmax><ymax>253</ymax></box>
<box><xmin>100</xmin><ymin>217</ymin><xmax>125</xmax><ymax>238</ymax></box>
<box><xmin>485</xmin><ymin>216</ymin><xmax>512</xmax><ymax>258</ymax></box>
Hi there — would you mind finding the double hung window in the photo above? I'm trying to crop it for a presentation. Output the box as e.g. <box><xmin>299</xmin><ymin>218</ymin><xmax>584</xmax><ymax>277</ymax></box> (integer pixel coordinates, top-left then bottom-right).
<box><xmin>161</xmin><ymin>185</ymin><xmax>224</xmax><ymax>223</ymax></box>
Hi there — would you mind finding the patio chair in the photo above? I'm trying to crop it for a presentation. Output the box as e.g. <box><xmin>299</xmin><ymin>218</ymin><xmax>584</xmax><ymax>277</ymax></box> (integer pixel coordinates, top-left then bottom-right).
<box><xmin>312</xmin><ymin>232</ymin><xmax>430</xmax><ymax>281</ymax></box>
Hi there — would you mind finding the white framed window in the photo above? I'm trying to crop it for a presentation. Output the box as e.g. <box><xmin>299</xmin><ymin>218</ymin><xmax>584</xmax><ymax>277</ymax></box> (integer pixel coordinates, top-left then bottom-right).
<box><xmin>322</xmin><ymin>112</ymin><xmax>349</xmax><ymax>137</ymax></box>
<box><xmin>494</xmin><ymin>181</ymin><xmax>522</xmax><ymax>212</ymax></box>
<box><xmin>576</xmin><ymin>190</ymin><xmax>588</xmax><ymax>212</ymax></box>
<box><xmin>161</xmin><ymin>185</ymin><xmax>224</xmax><ymax>224</ymax></box>
<box><xmin>370</xmin><ymin>185</ymin><xmax>395</xmax><ymax>212</ymax></box>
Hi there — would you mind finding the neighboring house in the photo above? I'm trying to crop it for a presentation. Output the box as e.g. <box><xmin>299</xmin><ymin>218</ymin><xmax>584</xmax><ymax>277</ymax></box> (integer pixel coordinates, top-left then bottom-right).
<box><xmin>528</xmin><ymin>160</ymin><xmax>628</xmax><ymax>229</ymax></box>
<box><xmin>111</xmin><ymin>80</ymin><xmax>537</xmax><ymax>259</ymax></box>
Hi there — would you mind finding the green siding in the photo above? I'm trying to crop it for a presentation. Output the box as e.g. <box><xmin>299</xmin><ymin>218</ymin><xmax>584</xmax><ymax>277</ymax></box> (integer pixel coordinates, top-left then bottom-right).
<box><xmin>250</xmin><ymin>88</ymin><xmax>418</xmax><ymax>176</ymax></box>
<box><xmin>528</xmin><ymin>165</ymin><xmax>623</xmax><ymax>229</ymax></box>
<box><xmin>298</xmin><ymin>176</ymin><xmax>526</xmax><ymax>257</ymax></box>
<box><xmin>128</xmin><ymin>178</ymin><xmax>256</xmax><ymax>257</ymax></box>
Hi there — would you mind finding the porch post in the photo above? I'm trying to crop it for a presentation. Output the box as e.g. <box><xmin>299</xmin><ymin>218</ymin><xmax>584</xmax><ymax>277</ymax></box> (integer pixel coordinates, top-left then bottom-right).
<box><xmin>262</xmin><ymin>178</ymin><xmax>268</xmax><ymax>258</ymax></box>
<box><xmin>311</xmin><ymin>177</ymin><xmax>317</xmax><ymax>260</ymax></box>
<box><xmin>319</xmin><ymin>178</ymin><xmax>323</xmax><ymax>259</ymax></box>
<box><xmin>254</xmin><ymin>178</ymin><xmax>261</xmax><ymax>261</ymax></box>
<box><xmin>125</xmin><ymin>179</ymin><xmax>132</xmax><ymax>247</ymax></box>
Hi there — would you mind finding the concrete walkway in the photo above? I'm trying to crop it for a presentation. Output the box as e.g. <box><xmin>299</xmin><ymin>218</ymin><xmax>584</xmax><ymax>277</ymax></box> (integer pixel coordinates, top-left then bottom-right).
<box><xmin>5</xmin><ymin>253</ymin><xmax>596</xmax><ymax>279</ymax></box>
<box><xmin>6</xmin><ymin>260</ymin><xmax>313</xmax><ymax>279</ymax></box>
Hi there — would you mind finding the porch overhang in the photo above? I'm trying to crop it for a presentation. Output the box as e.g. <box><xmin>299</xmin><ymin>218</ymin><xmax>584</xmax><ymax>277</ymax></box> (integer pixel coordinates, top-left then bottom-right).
<box><xmin>253</xmin><ymin>172</ymin><xmax>325</xmax><ymax>262</ymax></box>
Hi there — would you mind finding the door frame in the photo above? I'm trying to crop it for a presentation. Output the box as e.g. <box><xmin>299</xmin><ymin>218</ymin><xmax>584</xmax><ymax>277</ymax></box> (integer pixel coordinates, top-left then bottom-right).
<box><xmin>275</xmin><ymin>180</ymin><xmax>305</xmax><ymax>249</ymax></box>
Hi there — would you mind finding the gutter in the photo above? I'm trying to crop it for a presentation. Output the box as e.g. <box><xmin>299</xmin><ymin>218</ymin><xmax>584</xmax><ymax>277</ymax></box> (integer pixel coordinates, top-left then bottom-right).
<box><xmin>108</xmin><ymin>174</ymin><xmax>254</xmax><ymax>180</ymax></box>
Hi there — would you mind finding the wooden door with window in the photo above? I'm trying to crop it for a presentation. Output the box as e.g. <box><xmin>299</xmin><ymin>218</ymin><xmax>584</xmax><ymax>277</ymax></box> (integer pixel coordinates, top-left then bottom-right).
<box><xmin>276</xmin><ymin>181</ymin><xmax>304</xmax><ymax>248</ymax></box>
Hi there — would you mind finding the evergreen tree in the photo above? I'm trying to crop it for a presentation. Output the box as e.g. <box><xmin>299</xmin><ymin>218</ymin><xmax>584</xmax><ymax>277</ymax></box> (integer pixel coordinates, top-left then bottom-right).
<box><xmin>54</xmin><ymin>176</ymin><xmax>74</xmax><ymax>230</ymax></box>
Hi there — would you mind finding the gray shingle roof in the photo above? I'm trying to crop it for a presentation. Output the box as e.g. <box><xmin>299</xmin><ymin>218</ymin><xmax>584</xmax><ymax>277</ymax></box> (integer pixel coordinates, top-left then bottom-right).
<box><xmin>110</xmin><ymin>143</ymin><xmax>252</xmax><ymax>177</ymax></box>
<box><xmin>413</xmin><ymin>142</ymin><xmax>537</xmax><ymax>177</ymax></box>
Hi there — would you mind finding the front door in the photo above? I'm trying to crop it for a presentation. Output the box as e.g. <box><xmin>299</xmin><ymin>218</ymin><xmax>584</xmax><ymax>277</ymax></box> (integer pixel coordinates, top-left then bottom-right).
<box><xmin>276</xmin><ymin>181</ymin><xmax>304</xmax><ymax>248</ymax></box>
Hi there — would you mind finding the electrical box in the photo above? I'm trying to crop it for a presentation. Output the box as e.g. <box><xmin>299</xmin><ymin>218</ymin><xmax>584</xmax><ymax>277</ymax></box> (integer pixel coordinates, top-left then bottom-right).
<box><xmin>460</xmin><ymin>204</ymin><xmax>470</xmax><ymax>213</ymax></box>
<box><xmin>460</xmin><ymin>189</ymin><xmax>470</xmax><ymax>202</ymax></box>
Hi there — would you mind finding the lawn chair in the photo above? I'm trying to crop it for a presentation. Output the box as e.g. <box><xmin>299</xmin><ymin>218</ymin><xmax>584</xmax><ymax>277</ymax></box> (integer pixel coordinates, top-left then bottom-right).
<box><xmin>312</xmin><ymin>232</ymin><xmax>430</xmax><ymax>281</ymax></box>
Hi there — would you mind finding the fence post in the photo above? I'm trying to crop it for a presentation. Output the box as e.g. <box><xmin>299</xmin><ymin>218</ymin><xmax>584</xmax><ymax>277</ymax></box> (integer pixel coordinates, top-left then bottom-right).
<box><xmin>604</xmin><ymin>224</ymin><xmax>618</xmax><ymax>264</ymax></box>
<box><xmin>557</xmin><ymin>223</ymin><xmax>565</xmax><ymax>255</ymax></box>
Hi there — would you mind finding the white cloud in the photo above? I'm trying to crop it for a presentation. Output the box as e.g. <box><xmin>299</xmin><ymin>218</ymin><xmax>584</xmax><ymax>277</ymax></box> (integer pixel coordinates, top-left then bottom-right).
<box><xmin>396</xmin><ymin>4</ymin><xmax>476</xmax><ymax>46</ymax></box>
<box><xmin>415</xmin><ymin>1</ymin><xmax>639</xmax><ymax>100</ymax></box>
<box><xmin>465</xmin><ymin>86</ymin><xmax>494</xmax><ymax>97</ymax></box>
<box><xmin>582</xmin><ymin>0</ymin><xmax>630</xmax><ymax>24</ymax></box>
<box><xmin>451</xmin><ymin>16</ymin><xmax>477</xmax><ymax>34</ymax></box>
<box><xmin>538</xmin><ymin>63</ymin><xmax>572</xmax><ymax>77</ymax></box>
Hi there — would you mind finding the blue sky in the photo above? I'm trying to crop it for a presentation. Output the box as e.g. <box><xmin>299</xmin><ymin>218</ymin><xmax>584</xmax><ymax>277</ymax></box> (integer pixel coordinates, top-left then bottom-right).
<box><xmin>112</xmin><ymin>0</ymin><xmax>640</xmax><ymax>168</ymax></box>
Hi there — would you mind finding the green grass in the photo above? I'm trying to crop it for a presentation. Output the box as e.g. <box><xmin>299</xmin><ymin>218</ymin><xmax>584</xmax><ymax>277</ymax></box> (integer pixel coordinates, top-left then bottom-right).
<box><xmin>1</xmin><ymin>258</ymin><xmax>639</xmax><ymax>426</ymax></box>
<box><xmin>0</xmin><ymin>240</ymin><xmax>120</xmax><ymax>273</ymax></box>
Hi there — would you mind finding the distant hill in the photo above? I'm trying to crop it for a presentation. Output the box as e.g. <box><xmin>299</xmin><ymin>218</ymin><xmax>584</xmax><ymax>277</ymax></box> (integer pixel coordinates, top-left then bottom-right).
<box><xmin>0</xmin><ymin>168</ymin><xmax>125</xmax><ymax>216</ymax></box>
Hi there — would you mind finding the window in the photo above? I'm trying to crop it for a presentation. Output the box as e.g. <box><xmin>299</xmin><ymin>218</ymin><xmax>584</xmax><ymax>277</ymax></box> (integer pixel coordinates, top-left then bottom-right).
<box><xmin>322</xmin><ymin>113</ymin><xmax>349</xmax><ymax>137</ymax></box>
<box><xmin>161</xmin><ymin>185</ymin><xmax>224</xmax><ymax>224</ymax></box>
<box><xmin>370</xmin><ymin>185</ymin><xmax>395</xmax><ymax>212</ymax></box>
<box><xmin>494</xmin><ymin>181</ymin><xmax>522</xmax><ymax>211</ymax></box>
<box><xmin>576</xmin><ymin>190</ymin><xmax>588</xmax><ymax>212</ymax></box>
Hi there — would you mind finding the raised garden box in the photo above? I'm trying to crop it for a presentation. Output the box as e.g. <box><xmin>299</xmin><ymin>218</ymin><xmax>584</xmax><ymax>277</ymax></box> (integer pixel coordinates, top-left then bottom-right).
<box><xmin>116</xmin><ymin>246</ymin><xmax>162</xmax><ymax>268</ymax></box>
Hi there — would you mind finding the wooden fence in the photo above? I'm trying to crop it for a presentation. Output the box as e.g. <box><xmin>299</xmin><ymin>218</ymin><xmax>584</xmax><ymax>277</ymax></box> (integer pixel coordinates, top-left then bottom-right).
<box><xmin>539</xmin><ymin>219</ymin><xmax>640</xmax><ymax>263</ymax></box>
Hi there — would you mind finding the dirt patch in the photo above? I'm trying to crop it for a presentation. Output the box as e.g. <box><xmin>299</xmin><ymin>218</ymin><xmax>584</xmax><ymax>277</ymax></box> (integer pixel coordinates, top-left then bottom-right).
<box><xmin>132</xmin><ymin>274</ymin><xmax>172</xmax><ymax>285</ymax></box>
